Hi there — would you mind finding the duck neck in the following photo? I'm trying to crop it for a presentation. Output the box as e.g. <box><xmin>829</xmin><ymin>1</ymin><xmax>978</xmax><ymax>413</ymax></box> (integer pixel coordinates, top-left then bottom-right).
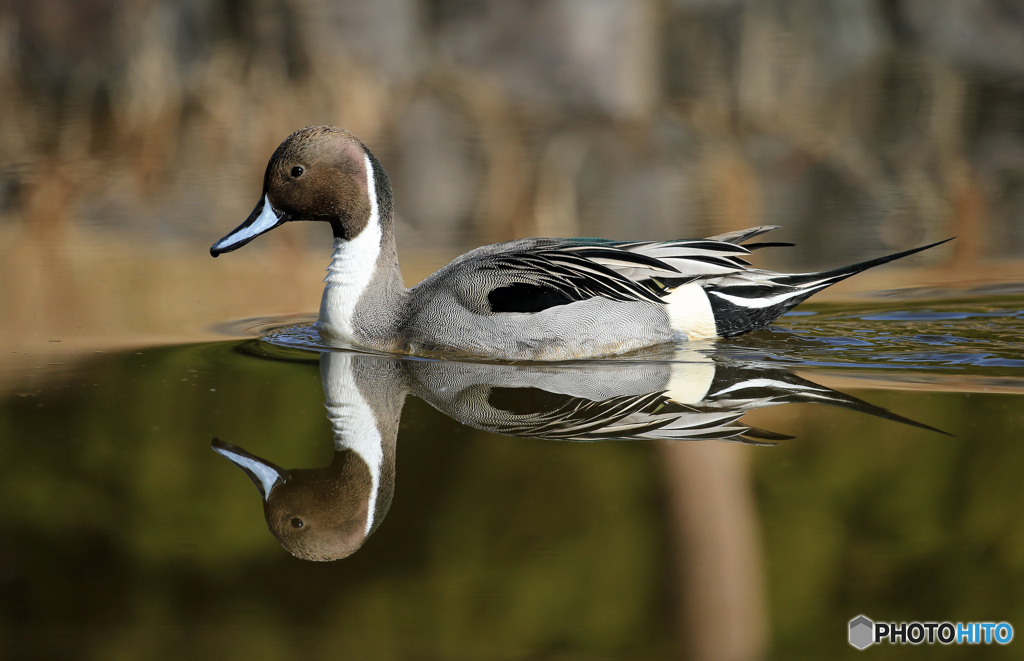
<box><xmin>319</xmin><ymin>223</ymin><xmax>407</xmax><ymax>348</ymax></box>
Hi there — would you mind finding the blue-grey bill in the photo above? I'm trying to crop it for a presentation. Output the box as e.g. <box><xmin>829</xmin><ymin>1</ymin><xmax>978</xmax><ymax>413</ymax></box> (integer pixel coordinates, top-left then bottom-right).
<box><xmin>210</xmin><ymin>195</ymin><xmax>288</xmax><ymax>256</ymax></box>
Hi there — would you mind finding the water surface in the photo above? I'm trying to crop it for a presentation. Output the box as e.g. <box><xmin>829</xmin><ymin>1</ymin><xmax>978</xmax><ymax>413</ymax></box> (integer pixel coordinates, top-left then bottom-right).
<box><xmin>3</xmin><ymin>296</ymin><xmax>1023</xmax><ymax>660</ymax></box>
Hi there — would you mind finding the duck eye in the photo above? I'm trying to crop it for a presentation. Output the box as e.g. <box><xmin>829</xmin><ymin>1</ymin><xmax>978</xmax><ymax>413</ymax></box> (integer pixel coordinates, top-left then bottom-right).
<box><xmin>290</xmin><ymin>517</ymin><xmax>304</xmax><ymax>529</ymax></box>
<box><xmin>290</xmin><ymin>166</ymin><xmax>304</xmax><ymax>178</ymax></box>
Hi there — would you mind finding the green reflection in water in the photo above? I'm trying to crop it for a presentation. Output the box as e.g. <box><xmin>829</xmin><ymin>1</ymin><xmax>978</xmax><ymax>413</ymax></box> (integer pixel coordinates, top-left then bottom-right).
<box><xmin>1</xmin><ymin>331</ymin><xmax>1022</xmax><ymax>659</ymax></box>
<box><xmin>0</xmin><ymin>341</ymin><xmax>670</xmax><ymax>660</ymax></box>
<box><xmin>757</xmin><ymin>388</ymin><xmax>1024</xmax><ymax>660</ymax></box>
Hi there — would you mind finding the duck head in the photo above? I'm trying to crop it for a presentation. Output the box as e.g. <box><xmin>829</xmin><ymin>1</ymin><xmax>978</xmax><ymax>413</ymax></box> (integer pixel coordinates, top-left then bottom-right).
<box><xmin>210</xmin><ymin>126</ymin><xmax>391</xmax><ymax>256</ymax></box>
<box><xmin>212</xmin><ymin>438</ymin><xmax>384</xmax><ymax>561</ymax></box>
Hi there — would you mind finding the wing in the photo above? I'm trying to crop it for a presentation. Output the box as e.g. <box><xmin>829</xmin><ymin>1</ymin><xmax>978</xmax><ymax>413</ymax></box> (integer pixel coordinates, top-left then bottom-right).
<box><xmin>478</xmin><ymin>248</ymin><xmax>667</xmax><ymax>312</ymax></box>
<box><xmin>443</xmin><ymin>228</ymin><xmax>788</xmax><ymax>315</ymax></box>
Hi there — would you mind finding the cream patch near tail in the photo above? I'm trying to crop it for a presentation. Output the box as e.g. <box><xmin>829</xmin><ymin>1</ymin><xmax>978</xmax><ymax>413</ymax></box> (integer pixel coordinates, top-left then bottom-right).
<box><xmin>665</xmin><ymin>283</ymin><xmax>718</xmax><ymax>341</ymax></box>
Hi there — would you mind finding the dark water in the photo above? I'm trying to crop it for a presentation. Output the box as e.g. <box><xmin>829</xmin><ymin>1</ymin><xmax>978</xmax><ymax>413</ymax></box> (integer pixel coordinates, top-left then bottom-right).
<box><xmin>3</xmin><ymin>294</ymin><xmax>1023</xmax><ymax>660</ymax></box>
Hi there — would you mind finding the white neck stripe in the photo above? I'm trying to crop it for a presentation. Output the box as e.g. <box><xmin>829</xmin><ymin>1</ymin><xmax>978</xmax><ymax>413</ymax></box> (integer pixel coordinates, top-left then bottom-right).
<box><xmin>365</xmin><ymin>152</ymin><xmax>379</xmax><ymax>221</ymax></box>
<box><xmin>318</xmin><ymin>152</ymin><xmax>383</xmax><ymax>342</ymax></box>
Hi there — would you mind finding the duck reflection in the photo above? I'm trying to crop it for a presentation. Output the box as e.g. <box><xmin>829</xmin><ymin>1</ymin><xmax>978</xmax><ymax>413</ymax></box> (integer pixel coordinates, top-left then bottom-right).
<box><xmin>213</xmin><ymin>353</ymin><xmax>404</xmax><ymax>561</ymax></box>
<box><xmin>213</xmin><ymin>349</ymin><xmax>941</xmax><ymax>561</ymax></box>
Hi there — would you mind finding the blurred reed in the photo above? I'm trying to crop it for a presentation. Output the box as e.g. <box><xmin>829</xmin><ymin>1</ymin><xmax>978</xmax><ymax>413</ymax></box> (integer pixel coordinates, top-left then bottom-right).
<box><xmin>1</xmin><ymin>0</ymin><xmax>1022</xmax><ymax>258</ymax></box>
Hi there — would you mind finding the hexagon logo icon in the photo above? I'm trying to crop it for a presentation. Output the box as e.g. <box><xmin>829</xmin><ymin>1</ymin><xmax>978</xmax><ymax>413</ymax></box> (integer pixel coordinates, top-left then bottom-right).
<box><xmin>849</xmin><ymin>615</ymin><xmax>874</xmax><ymax>649</ymax></box>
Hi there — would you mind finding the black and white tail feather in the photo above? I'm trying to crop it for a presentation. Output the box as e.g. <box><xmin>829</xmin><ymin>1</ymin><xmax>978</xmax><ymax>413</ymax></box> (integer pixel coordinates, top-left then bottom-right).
<box><xmin>693</xmin><ymin>227</ymin><xmax>953</xmax><ymax>337</ymax></box>
<box><xmin>484</xmin><ymin>226</ymin><xmax>951</xmax><ymax>339</ymax></box>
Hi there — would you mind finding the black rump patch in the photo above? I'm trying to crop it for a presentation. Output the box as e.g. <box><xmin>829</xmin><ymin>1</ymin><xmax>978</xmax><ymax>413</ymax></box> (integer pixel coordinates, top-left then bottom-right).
<box><xmin>488</xmin><ymin>283</ymin><xmax>575</xmax><ymax>313</ymax></box>
<box><xmin>707</xmin><ymin>288</ymin><xmax>817</xmax><ymax>337</ymax></box>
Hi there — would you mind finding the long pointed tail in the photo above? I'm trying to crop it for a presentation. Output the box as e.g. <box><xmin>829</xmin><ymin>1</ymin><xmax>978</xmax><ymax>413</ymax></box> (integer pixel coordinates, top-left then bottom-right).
<box><xmin>777</xmin><ymin>237</ymin><xmax>954</xmax><ymax>288</ymax></box>
<box><xmin>707</xmin><ymin>237</ymin><xmax>953</xmax><ymax>337</ymax></box>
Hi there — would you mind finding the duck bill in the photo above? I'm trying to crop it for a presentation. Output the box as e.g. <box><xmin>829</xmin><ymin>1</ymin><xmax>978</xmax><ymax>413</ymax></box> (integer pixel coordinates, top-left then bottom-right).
<box><xmin>210</xmin><ymin>195</ymin><xmax>291</xmax><ymax>257</ymax></box>
<box><xmin>211</xmin><ymin>438</ymin><xmax>288</xmax><ymax>501</ymax></box>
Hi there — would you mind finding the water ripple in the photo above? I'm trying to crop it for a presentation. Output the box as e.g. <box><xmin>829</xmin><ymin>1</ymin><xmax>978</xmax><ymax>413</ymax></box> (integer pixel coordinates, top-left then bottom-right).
<box><xmin>230</xmin><ymin>293</ymin><xmax>1024</xmax><ymax>378</ymax></box>
<box><xmin>719</xmin><ymin>294</ymin><xmax>1024</xmax><ymax>375</ymax></box>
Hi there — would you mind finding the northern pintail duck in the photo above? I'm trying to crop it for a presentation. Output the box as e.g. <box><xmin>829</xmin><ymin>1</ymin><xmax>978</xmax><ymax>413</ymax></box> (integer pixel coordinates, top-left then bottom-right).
<box><xmin>211</xmin><ymin>126</ymin><xmax>951</xmax><ymax>361</ymax></box>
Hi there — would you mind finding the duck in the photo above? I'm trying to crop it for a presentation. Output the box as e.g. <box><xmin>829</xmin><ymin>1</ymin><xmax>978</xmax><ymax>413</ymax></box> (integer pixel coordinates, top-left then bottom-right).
<box><xmin>211</xmin><ymin>126</ymin><xmax>951</xmax><ymax>361</ymax></box>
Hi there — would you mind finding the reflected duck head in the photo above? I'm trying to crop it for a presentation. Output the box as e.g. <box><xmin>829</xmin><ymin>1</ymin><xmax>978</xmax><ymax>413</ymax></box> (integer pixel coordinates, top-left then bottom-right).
<box><xmin>212</xmin><ymin>438</ymin><xmax>381</xmax><ymax>561</ymax></box>
<box><xmin>210</xmin><ymin>126</ymin><xmax>389</xmax><ymax>256</ymax></box>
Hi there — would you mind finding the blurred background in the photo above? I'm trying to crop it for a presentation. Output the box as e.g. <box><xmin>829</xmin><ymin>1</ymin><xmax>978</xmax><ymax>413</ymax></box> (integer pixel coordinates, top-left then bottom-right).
<box><xmin>3</xmin><ymin>3</ymin><xmax>1024</xmax><ymax>660</ymax></box>
<box><xmin>3</xmin><ymin>0</ymin><xmax>1024</xmax><ymax>357</ymax></box>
